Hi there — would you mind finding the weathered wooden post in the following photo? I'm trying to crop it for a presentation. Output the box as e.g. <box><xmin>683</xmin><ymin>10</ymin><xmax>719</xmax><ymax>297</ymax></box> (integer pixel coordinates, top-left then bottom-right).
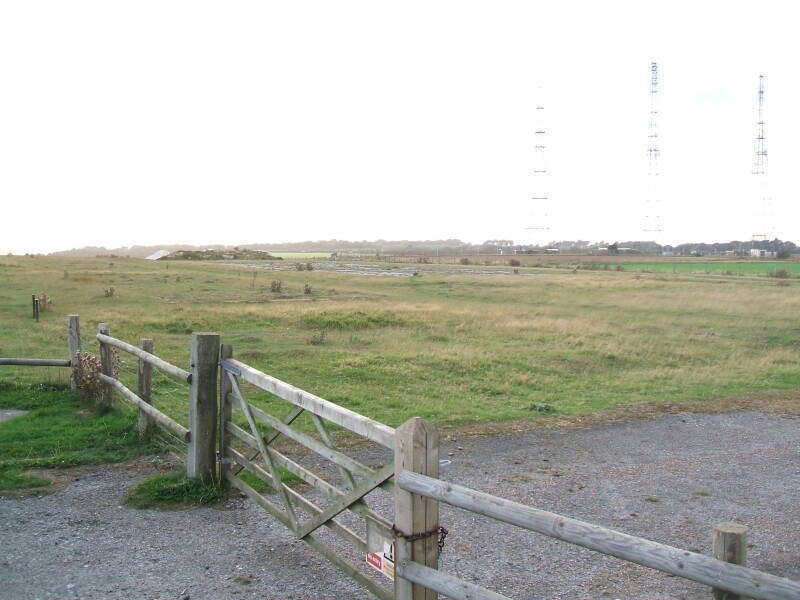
<box><xmin>187</xmin><ymin>332</ymin><xmax>220</xmax><ymax>481</ymax></box>
<box><xmin>218</xmin><ymin>343</ymin><xmax>233</xmax><ymax>481</ymax></box>
<box><xmin>394</xmin><ymin>417</ymin><xmax>440</xmax><ymax>600</ymax></box>
<box><xmin>137</xmin><ymin>338</ymin><xmax>154</xmax><ymax>437</ymax></box>
<box><xmin>98</xmin><ymin>323</ymin><xmax>114</xmax><ymax>410</ymax></box>
<box><xmin>712</xmin><ymin>522</ymin><xmax>748</xmax><ymax>600</ymax></box>
<box><xmin>33</xmin><ymin>297</ymin><xmax>40</xmax><ymax>322</ymax></box>
<box><xmin>31</xmin><ymin>295</ymin><xmax>37</xmax><ymax>319</ymax></box>
<box><xmin>67</xmin><ymin>315</ymin><xmax>81</xmax><ymax>391</ymax></box>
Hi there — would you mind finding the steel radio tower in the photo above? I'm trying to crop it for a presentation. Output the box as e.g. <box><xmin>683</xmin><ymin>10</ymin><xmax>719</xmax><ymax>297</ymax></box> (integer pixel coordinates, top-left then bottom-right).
<box><xmin>751</xmin><ymin>74</ymin><xmax>771</xmax><ymax>241</ymax></box>
<box><xmin>525</xmin><ymin>86</ymin><xmax>551</xmax><ymax>245</ymax></box>
<box><xmin>643</xmin><ymin>61</ymin><xmax>663</xmax><ymax>235</ymax></box>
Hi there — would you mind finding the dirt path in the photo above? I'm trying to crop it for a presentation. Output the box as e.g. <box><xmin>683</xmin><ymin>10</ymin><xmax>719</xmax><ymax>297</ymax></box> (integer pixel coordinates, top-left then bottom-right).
<box><xmin>1</xmin><ymin>410</ymin><xmax>798</xmax><ymax>599</ymax></box>
<box><xmin>0</xmin><ymin>409</ymin><xmax>28</xmax><ymax>423</ymax></box>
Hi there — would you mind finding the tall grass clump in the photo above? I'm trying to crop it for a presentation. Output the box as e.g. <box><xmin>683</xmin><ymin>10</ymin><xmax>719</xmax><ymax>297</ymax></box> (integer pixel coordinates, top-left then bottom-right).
<box><xmin>124</xmin><ymin>469</ymin><xmax>226</xmax><ymax>509</ymax></box>
<box><xmin>300</xmin><ymin>311</ymin><xmax>406</xmax><ymax>330</ymax></box>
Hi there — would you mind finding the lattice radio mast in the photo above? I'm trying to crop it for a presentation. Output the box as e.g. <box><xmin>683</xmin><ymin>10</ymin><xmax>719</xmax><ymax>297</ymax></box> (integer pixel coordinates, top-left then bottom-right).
<box><xmin>643</xmin><ymin>61</ymin><xmax>663</xmax><ymax>235</ymax></box>
<box><xmin>525</xmin><ymin>86</ymin><xmax>551</xmax><ymax>245</ymax></box>
<box><xmin>751</xmin><ymin>74</ymin><xmax>770</xmax><ymax>242</ymax></box>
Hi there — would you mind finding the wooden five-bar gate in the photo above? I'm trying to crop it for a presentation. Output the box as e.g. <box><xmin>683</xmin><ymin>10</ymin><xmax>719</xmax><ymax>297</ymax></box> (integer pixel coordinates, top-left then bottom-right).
<box><xmin>219</xmin><ymin>348</ymin><xmax>404</xmax><ymax>599</ymax></box>
<box><xmin>3</xmin><ymin>315</ymin><xmax>800</xmax><ymax>599</ymax></box>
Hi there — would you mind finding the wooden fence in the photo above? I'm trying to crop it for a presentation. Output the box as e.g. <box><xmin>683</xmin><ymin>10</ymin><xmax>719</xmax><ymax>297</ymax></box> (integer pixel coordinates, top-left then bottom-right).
<box><xmin>1</xmin><ymin>315</ymin><xmax>219</xmax><ymax>481</ymax></box>
<box><xmin>3</xmin><ymin>316</ymin><xmax>799</xmax><ymax>599</ymax></box>
<box><xmin>0</xmin><ymin>314</ymin><xmax>81</xmax><ymax>389</ymax></box>
<box><xmin>95</xmin><ymin>324</ymin><xmax>219</xmax><ymax>480</ymax></box>
<box><xmin>395</xmin><ymin>472</ymin><xmax>800</xmax><ymax>600</ymax></box>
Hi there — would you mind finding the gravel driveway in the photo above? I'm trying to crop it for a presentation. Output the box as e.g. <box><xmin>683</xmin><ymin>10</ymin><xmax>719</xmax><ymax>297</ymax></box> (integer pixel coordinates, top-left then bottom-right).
<box><xmin>1</xmin><ymin>410</ymin><xmax>798</xmax><ymax>599</ymax></box>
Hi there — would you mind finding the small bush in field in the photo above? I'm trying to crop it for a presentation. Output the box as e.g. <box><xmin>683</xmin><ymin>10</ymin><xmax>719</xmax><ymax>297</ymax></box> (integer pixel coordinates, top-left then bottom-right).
<box><xmin>270</xmin><ymin>280</ymin><xmax>282</xmax><ymax>292</ymax></box>
<box><xmin>509</xmin><ymin>259</ymin><xmax>521</xmax><ymax>267</ymax></box>
<box><xmin>308</xmin><ymin>329</ymin><xmax>326</xmax><ymax>345</ymax></box>
<box><xmin>769</xmin><ymin>268</ymin><xmax>790</xmax><ymax>279</ymax></box>
<box><xmin>459</xmin><ymin>257</ymin><xmax>471</xmax><ymax>265</ymax></box>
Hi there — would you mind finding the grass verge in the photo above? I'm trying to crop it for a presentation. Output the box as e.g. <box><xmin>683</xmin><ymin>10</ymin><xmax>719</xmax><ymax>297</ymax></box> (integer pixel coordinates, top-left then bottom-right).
<box><xmin>0</xmin><ymin>382</ymin><xmax>163</xmax><ymax>496</ymax></box>
<box><xmin>123</xmin><ymin>469</ymin><xmax>226</xmax><ymax>509</ymax></box>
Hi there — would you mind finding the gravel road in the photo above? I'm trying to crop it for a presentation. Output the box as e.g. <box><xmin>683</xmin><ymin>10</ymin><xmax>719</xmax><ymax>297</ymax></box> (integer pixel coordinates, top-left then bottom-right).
<box><xmin>1</xmin><ymin>410</ymin><xmax>798</xmax><ymax>600</ymax></box>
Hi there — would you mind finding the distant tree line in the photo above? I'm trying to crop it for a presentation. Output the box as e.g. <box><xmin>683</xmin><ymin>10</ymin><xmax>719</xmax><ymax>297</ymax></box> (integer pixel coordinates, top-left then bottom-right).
<box><xmin>46</xmin><ymin>238</ymin><xmax>798</xmax><ymax>258</ymax></box>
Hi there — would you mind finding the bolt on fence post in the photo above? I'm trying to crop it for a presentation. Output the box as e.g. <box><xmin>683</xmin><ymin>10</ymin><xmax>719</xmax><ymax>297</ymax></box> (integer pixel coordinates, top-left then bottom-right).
<box><xmin>98</xmin><ymin>323</ymin><xmax>114</xmax><ymax>410</ymax></box>
<box><xmin>712</xmin><ymin>522</ymin><xmax>747</xmax><ymax>600</ymax></box>
<box><xmin>218</xmin><ymin>343</ymin><xmax>234</xmax><ymax>482</ymax></box>
<box><xmin>67</xmin><ymin>315</ymin><xmax>81</xmax><ymax>391</ymax></box>
<box><xmin>137</xmin><ymin>338</ymin><xmax>154</xmax><ymax>437</ymax></box>
<box><xmin>187</xmin><ymin>332</ymin><xmax>220</xmax><ymax>482</ymax></box>
<box><xmin>394</xmin><ymin>417</ymin><xmax>440</xmax><ymax>600</ymax></box>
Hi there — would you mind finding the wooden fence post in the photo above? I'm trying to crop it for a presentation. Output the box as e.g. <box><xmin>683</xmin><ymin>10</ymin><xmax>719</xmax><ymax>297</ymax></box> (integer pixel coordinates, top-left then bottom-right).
<box><xmin>33</xmin><ymin>298</ymin><xmax>40</xmax><ymax>322</ymax></box>
<box><xmin>137</xmin><ymin>338</ymin><xmax>154</xmax><ymax>437</ymax></box>
<box><xmin>218</xmin><ymin>343</ymin><xmax>233</xmax><ymax>481</ymax></box>
<box><xmin>98</xmin><ymin>323</ymin><xmax>114</xmax><ymax>410</ymax></box>
<box><xmin>187</xmin><ymin>332</ymin><xmax>220</xmax><ymax>482</ymax></box>
<box><xmin>67</xmin><ymin>315</ymin><xmax>81</xmax><ymax>391</ymax></box>
<box><xmin>395</xmin><ymin>417</ymin><xmax>440</xmax><ymax>600</ymax></box>
<box><xmin>31</xmin><ymin>295</ymin><xmax>36</xmax><ymax>319</ymax></box>
<box><xmin>712</xmin><ymin>522</ymin><xmax>747</xmax><ymax>600</ymax></box>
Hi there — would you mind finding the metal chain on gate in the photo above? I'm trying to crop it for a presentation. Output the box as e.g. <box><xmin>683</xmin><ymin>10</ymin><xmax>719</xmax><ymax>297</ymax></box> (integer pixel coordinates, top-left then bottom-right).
<box><xmin>392</xmin><ymin>524</ymin><xmax>449</xmax><ymax>556</ymax></box>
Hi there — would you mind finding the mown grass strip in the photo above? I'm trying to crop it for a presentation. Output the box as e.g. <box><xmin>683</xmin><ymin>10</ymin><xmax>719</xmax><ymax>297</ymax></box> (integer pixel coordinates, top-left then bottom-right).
<box><xmin>0</xmin><ymin>383</ymin><xmax>163</xmax><ymax>495</ymax></box>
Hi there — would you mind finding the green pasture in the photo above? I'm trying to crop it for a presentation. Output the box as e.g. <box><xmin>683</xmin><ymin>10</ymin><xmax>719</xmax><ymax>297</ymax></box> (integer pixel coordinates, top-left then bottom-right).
<box><xmin>571</xmin><ymin>260</ymin><xmax>800</xmax><ymax>276</ymax></box>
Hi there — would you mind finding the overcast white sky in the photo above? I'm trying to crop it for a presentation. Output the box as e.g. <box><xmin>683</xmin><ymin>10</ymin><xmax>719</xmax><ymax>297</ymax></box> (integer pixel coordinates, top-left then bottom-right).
<box><xmin>1</xmin><ymin>1</ymin><xmax>797</xmax><ymax>254</ymax></box>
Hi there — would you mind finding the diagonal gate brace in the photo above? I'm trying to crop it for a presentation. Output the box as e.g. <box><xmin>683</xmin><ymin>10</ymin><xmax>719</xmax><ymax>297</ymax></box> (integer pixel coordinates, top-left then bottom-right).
<box><xmin>296</xmin><ymin>463</ymin><xmax>395</xmax><ymax>540</ymax></box>
<box><xmin>228</xmin><ymin>372</ymin><xmax>299</xmax><ymax>530</ymax></box>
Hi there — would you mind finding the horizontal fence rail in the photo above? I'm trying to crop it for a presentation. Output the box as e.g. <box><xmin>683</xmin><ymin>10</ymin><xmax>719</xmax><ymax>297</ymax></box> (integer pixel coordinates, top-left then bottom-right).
<box><xmin>221</xmin><ymin>358</ymin><xmax>395</xmax><ymax>448</ymax></box>
<box><xmin>96</xmin><ymin>333</ymin><xmax>191</xmax><ymax>383</ymax></box>
<box><xmin>397</xmin><ymin>471</ymin><xmax>800</xmax><ymax>600</ymax></box>
<box><xmin>0</xmin><ymin>358</ymin><xmax>71</xmax><ymax>367</ymax></box>
<box><xmin>98</xmin><ymin>373</ymin><xmax>190</xmax><ymax>441</ymax></box>
<box><xmin>397</xmin><ymin>562</ymin><xmax>511</xmax><ymax>600</ymax></box>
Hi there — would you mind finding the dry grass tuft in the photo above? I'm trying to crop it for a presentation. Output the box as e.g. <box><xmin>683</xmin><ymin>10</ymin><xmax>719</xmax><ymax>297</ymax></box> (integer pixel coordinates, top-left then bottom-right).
<box><xmin>73</xmin><ymin>351</ymin><xmax>102</xmax><ymax>402</ymax></box>
<box><xmin>36</xmin><ymin>294</ymin><xmax>52</xmax><ymax>311</ymax></box>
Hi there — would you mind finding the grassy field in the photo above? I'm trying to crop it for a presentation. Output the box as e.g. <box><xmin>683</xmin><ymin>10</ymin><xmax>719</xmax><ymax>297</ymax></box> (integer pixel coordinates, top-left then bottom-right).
<box><xmin>569</xmin><ymin>260</ymin><xmax>800</xmax><ymax>276</ymax></box>
<box><xmin>372</xmin><ymin>252</ymin><xmax>800</xmax><ymax>277</ymax></box>
<box><xmin>1</xmin><ymin>256</ymin><xmax>799</xmax><ymax>431</ymax></box>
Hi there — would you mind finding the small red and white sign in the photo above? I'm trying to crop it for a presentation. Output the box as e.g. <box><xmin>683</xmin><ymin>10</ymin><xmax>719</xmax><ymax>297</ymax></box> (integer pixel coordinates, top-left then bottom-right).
<box><xmin>365</xmin><ymin>541</ymin><xmax>395</xmax><ymax>580</ymax></box>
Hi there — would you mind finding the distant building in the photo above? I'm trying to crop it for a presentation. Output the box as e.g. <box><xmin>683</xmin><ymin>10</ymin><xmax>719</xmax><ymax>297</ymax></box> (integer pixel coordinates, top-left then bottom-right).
<box><xmin>145</xmin><ymin>250</ymin><xmax>171</xmax><ymax>260</ymax></box>
<box><xmin>750</xmin><ymin>249</ymin><xmax>776</xmax><ymax>258</ymax></box>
